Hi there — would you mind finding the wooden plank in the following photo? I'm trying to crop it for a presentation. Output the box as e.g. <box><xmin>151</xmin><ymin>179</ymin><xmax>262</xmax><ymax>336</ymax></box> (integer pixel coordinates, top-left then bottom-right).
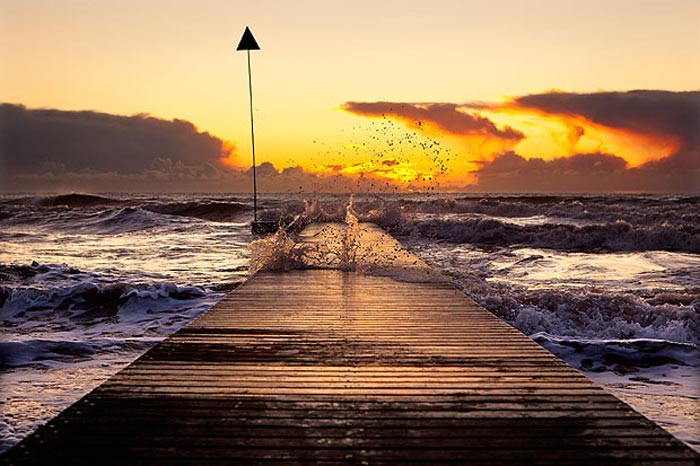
<box><xmin>2</xmin><ymin>223</ymin><xmax>697</xmax><ymax>465</ymax></box>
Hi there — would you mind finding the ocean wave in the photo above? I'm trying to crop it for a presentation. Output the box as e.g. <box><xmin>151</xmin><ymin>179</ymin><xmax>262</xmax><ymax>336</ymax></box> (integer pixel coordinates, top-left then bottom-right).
<box><xmin>144</xmin><ymin>200</ymin><xmax>251</xmax><ymax>222</ymax></box>
<box><xmin>531</xmin><ymin>334</ymin><xmax>700</xmax><ymax>397</ymax></box>
<box><xmin>245</xmin><ymin>195</ymin><xmax>700</xmax><ymax>255</ymax></box>
<box><xmin>37</xmin><ymin>193</ymin><xmax>128</xmax><ymax>208</ymax></box>
<box><xmin>0</xmin><ymin>262</ymin><xmax>82</xmax><ymax>284</ymax></box>
<box><xmin>0</xmin><ymin>193</ymin><xmax>127</xmax><ymax>208</ymax></box>
<box><xmin>406</xmin><ymin>217</ymin><xmax>700</xmax><ymax>253</ymax></box>
<box><xmin>0</xmin><ymin>195</ymin><xmax>255</xmax><ymax>232</ymax></box>
<box><xmin>0</xmin><ymin>204</ymin><xmax>164</xmax><ymax>233</ymax></box>
<box><xmin>396</xmin><ymin>195</ymin><xmax>700</xmax><ymax>228</ymax></box>
<box><xmin>0</xmin><ymin>261</ymin><xmax>219</xmax><ymax>341</ymax></box>
<box><xmin>0</xmin><ymin>338</ymin><xmax>154</xmax><ymax>370</ymax></box>
<box><xmin>400</xmin><ymin>238</ymin><xmax>700</xmax><ymax>345</ymax></box>
<box><xmin>532</xmin><ymin>334</ymin><xmax>699</xmax><ymax>372</ymax></box>
<box><xmin>509</xmin><ymin>290</ymin><xmax>699</xmax><ymax>344</ymax></box>
<box><xmin>1</xmin><ymin>280</ymin><xmax>207</xmax><ymax>319</ymax></box>
<box><xmin>436</xmin><ymin>266</ymin><xmax>700</xmax><ymax>345</ymax></box>
<box><xmin>71</xmin><ymin>207</ymin><xmax>166</xmax><ymax>233</ymax></box>
<box><xmin>2</xmin><ymin>193</ymin><xmax>698</xmax><ymax>237</ymax></box>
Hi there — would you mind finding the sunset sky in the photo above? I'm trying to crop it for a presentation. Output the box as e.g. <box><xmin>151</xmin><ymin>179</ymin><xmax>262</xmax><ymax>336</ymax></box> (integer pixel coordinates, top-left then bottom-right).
<box><xmin>1</xmin><ymin>0</ymin><xmax>698</xmax><ymax>192</ymax></box>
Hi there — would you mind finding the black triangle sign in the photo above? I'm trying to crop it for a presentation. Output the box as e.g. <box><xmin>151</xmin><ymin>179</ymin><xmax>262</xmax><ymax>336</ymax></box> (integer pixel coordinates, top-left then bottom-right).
<box><xmin>236</xmin><ymin>26</ymin><xmax>260</xmax><ymax>51</ymax></box>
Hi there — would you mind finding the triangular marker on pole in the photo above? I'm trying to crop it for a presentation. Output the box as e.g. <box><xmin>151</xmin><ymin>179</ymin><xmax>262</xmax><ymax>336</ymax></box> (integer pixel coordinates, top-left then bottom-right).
<box><xmin>236</xmin><ymin>26</ymin><xmax>274</xmax><ymax>234</ymax></box>
<box><xmin>236</xmin><ymin>27</ymin><xmax>260</xmax><ymax>51</ymax></box>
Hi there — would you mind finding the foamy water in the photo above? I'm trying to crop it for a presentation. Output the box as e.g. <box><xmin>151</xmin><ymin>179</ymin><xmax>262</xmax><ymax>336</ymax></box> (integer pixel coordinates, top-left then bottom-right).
<box><xmin>0</xmin><ymin>193</ymin><xmax>252</xmax><ymax>451</ymax></box>
<box><xmin>0</xmin><ymin>192</ymin><xmax>698</xmax><ymax>452</ymax></box>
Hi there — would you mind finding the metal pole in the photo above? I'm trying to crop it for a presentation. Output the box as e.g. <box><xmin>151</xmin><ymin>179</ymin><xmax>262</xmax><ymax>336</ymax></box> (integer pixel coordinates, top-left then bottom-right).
<box><xmin>247</xmin><ymin>49</ymin><xmax>257</xmax><ymax>223</ymax></box>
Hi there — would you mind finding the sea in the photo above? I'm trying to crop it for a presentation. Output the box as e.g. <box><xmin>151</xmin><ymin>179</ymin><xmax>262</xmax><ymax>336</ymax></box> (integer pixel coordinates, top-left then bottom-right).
<box><xmin>0</xmin><ymin>192</ymin><xmax>698</xmax><ymax>452</ymax></box>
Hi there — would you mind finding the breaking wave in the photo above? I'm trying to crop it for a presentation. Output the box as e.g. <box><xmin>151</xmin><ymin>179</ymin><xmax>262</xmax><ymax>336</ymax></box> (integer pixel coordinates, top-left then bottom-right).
<box><xmin>235</xmin><ymin>194</ymin><xmax>700</xmax><ymax>254</ymax></box>
<box><xmin>143</xmin><ymin>201</ymin><xmax>251</xmax><ymax>222</ymax></box>
<box><xmin>0</xmin><ymin>195</ymin><xmax>253</xmax><ymax>233</ymax></box>
<box><xmin>397</xmin><ymin>195</ymin><xmax>700</xmax><ymax>226</ymax></box>
<box><xmin>506</xmin><ymin>289</ymin><xmax>698</xmax><ymax>344</ymax></box>
<box><xmin>532</xmin><ymin>334</ymin><xmax>699</xmax><ymax>376</ymax></box>
<box><xmin>0</xmin><ymin>261</ymin><xmax>225</xmax><ymax>370</ymax></box>
<box><xmin>408</xmin><ymin>217</ymin><xmax>700</xmax><ymax>253</ymax></box>
<box><xmin>0</xmin><ymin>193</ymin><xmax>127</xmax><ymax>208</ymax></box>
<box><xmin>405</xmin><ymin>240</ymin><xmax>700</xmax><ymax>346</ymax></box>
<box><xmin>0</xmin><ymin>338</ymin><xmax>155</xmax><ymax>371</ymax></box>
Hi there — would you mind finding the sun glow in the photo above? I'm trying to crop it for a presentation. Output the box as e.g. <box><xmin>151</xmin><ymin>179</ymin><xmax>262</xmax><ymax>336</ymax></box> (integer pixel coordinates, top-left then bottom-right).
<box><xmin>218</xmin><ymin>141</ymin><xmax>241</xmax><ymax>169</ymax></box>
<box><xmin>320</xmin><ymin>159</ymin><xmax>433</xmax><ymax>186</ymax></box>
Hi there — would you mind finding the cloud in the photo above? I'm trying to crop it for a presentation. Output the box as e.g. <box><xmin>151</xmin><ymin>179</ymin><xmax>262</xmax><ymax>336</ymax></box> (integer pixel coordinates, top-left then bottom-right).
<box><xmin>0</xmin><ymin>104</ymin><xmax>409</xmax><ymax>193</ymax></box>
<box><xmin>342</xmin><ymin>101</ymin><xmax>524</xmax><ymax>141</ymax></box>
<box><xmin>469</xmin><ymin>151</ymin><xmax>699</xmax><ymax>193</ymax></box>
<box><xmin>514</xmin><ymin>90</ymin><xmax>699</xmax><ymax>141</ymax></box>
<box><xmin>0</xmin><ymin>103</ymin><xmax>234</xmax><ymax>174</ymax></box>
<box><xmin>345</xmin><ymin>91</ymin><xmax>700</xmax><ymax>192</ymax></box>
<box><xmin>512</xmin><ymin>90</ymin><xmax>700</xmax><ymax>168</ymax></box>
<box><xmin>246</xmin><ymin>161</ymin><xmax>279</xmax><ymax>178</ymax></box>
<box><xmin>469</xmin><ymin>152</ymin><xmax>626</xmax><ymax>192</ymax></box>
<box><xmin>2</xmin><ymin>156</ymin><xmax>404</xmax><ymax>194</ymax></box>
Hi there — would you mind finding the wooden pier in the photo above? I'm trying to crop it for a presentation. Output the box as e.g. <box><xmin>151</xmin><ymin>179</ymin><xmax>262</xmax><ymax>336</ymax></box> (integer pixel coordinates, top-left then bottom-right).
<box><xmin>2</xmin><ymin>224</ymin><xmax>698</xmax><ymax>465</ymax></box>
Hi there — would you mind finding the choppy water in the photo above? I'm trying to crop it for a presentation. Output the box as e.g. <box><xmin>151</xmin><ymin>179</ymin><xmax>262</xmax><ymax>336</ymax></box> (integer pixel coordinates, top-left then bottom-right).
<box><xmin>0</xmin><ymin>192</ymin><xmax>698</xmax><ymax>452</ymax></box>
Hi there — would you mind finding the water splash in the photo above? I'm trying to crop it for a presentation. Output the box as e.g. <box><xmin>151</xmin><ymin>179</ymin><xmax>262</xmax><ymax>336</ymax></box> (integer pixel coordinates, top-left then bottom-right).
<box><xmin>341</xmin><ymin>195</ymin><xmax>360</xmax><ymax>270</ymax></box>
<box><xmin>248</xmin><ymin>195</ymin><xmax>445</xmax><ymax>283</ymax></box>
<box><xmin>248</xmin><ymin>229</ymin><xmax>297</xmax><ymax>275</ymax></box>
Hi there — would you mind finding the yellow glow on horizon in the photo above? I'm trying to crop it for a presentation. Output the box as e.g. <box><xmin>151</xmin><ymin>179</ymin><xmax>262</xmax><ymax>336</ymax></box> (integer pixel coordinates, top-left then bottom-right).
<box><xmin>324</xmin><ymin>160</ymin><xmax>431</xmax><ymax>186</ymax></box>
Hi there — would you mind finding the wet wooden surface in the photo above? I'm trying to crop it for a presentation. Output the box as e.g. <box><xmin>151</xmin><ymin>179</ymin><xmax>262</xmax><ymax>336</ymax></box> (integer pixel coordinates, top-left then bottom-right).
<box><xmin>2</xmin><ymin>225</ymin><xmax>698</xmax><ymax>465</ymax></box>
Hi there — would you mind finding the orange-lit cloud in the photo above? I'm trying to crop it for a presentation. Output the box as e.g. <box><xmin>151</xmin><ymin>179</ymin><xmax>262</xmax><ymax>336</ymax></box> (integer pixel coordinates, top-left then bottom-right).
<box><xmin>513</xmin><ymin>91</ymin><xmax>697</xmax><ymax>143</ymax></box>
<box><xmin>343</xmin><ymin>90</ymin><xmax>700</xmax><ymax>192</ymax></box>
<box><xmin>472</xmin><ymin>90</ymin><xmax>695</xmax><ymax>167</ymax></box>
<box><xmin>470</xmin><ymin>104</ymin><xmax>668</xmax><ymax>167</ymax></box>
<box><xmin>342</xmin><ymin>101</ymin><xmax>524</xmax><ymax>160</ymax></box>
<box><xmin>218</xmin><ymin>141</ymin><xmax>240</xmax><ymax>169</ymax></box>
<box><xmin>343</xmin><ymin>102</ymin><xmax>523</xmax><ymax>140</ymax></box>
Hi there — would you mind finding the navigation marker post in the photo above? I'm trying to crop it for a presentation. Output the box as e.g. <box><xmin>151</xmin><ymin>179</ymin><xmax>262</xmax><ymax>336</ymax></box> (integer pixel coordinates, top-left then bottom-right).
<box><xmin>237</xmin><ymin>26</ymin><xmax>275</xmax><ymax>235</ymax></box>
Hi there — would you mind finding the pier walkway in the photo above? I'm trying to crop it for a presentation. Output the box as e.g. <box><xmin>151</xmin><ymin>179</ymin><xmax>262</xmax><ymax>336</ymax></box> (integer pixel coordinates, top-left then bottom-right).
<box><xmin>2</xmin><ymin>223</ymin><xmax>698</xmax><ymax>465</ymax></box>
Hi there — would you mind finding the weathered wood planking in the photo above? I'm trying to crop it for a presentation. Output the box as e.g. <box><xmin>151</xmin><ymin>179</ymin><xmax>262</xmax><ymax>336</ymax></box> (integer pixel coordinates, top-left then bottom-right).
<box><xmin>2</xmin><ymin>224</ymin><xmax>698</xmax><ymax>465</ymax></box>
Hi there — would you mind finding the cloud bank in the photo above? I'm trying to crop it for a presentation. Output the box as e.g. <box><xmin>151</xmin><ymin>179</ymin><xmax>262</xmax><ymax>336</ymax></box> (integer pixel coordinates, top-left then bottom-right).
<box><xmin>0</xmin><ymin>104</ymin><xmax>232</xmax><ymax>174</ymax></box>
<box><xmin>3</xmin><ymin>91</ymin><xmax>698</xmax><ymax>194</ymax></box>
<box><xmin>0</xmin><ymin>104</ymin><xmax>397</xmax><ymax>193</ymax></box>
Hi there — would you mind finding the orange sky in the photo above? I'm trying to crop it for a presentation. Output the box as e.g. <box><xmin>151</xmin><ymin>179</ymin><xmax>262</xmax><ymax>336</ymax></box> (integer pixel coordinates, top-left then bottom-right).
<box><xmin>1</xmin><ymin>0</ymin><xmax>698</xmax><ymax>189</ymax></box>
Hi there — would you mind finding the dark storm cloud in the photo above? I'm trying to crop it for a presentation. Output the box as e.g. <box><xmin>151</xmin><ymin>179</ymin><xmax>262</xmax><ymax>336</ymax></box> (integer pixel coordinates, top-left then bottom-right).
<box><xmin>514</xmin><ymin>90</ymin><xmax>699</xmax><ymax>139</ymax></box>
<box><xmin>0</xmin><ymin>104</ymin><xmax>231</xmax><ymax>174</ymax></box>
<box><xmin>513</xmin><ymin>90</ymin><xmax>700</xmax><ymax>166</ymax></box>
<box><xmin>342</xmin><ymin>101</ymin><xmax>524</xmax><ymax>141</ymax></box>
